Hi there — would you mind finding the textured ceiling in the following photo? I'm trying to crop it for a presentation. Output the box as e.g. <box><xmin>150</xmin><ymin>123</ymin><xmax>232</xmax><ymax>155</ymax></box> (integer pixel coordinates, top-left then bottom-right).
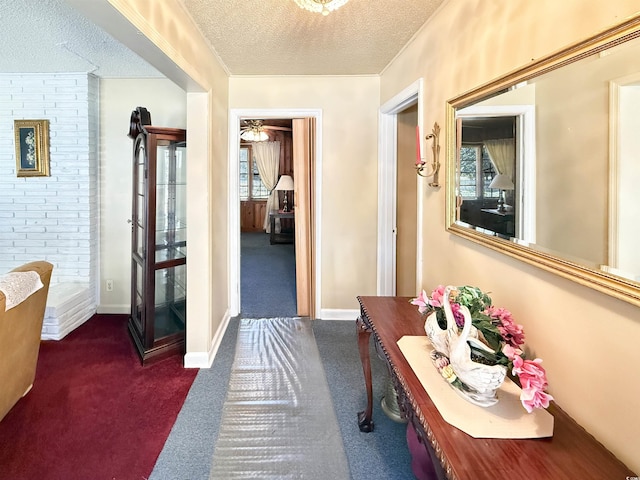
<box><xmin>0</xmin><ymin>0</ymin><xmax>444</xmax><ymax>77</ymax></box>
<box><xmin>0</xmin><ymin>0</ymin><xmax>162</xmax><ymax>77</ymax></box>
<box><xmin>182</xmin><ymin>0</ymin><xmax>444</xmax><ymax>75</ymax></box>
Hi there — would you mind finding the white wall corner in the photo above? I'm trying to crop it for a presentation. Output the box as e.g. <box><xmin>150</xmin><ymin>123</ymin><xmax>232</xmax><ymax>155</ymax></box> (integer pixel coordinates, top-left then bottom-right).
<box><xmin>183</xmin><ymin>352</ymin><xmax>210</xmax><ymax>369</ymax></box>
<box><xmin>184</xmin><ymin>309</ymin><xmax>233</xmax><ymax>368</ymax></box>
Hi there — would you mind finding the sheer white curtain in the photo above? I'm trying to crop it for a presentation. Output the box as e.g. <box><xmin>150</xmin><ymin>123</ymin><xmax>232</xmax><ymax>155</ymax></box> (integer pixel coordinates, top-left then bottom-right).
<box><xmin>253</xmin><ymin>141</ymin><xmax>280</xmax><ymax>232</ymax></box>
<box><xmin>485</xmin><ymin>139</ymin><xmax>515</xmax><ymax>180</ymax></box>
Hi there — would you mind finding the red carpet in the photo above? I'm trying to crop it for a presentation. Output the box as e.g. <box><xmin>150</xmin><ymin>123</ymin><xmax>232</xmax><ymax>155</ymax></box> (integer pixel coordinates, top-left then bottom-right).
<box><xmin>0</xmin><ymin>315</ymin><xmax>198</xmax><ymax>480</ymax></box>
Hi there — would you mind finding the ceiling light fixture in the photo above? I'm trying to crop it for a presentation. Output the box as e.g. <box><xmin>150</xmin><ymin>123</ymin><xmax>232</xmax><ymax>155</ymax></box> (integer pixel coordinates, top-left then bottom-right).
<box><xmin>240</xmin><ymin>120</ymin><xmax>269</xmax><ymax>142</ymax></box>
<box><xmin>294</xmin><ymin>0</ymin><xmax>349</xmax><ymax>16</ymax></box>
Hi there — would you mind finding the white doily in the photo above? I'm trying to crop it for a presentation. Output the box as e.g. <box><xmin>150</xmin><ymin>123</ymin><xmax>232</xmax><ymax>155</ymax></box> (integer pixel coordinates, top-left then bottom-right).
<box><xmin>0</xmin><ymin>271</ymin><xmax>44</xmax><ymax>311</ymax></box>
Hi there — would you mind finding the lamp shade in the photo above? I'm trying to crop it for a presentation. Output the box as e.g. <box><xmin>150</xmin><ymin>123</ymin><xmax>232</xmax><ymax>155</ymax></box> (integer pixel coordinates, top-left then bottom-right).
<box><xmin>489</xmin><ymin>173</ymin><xmax>514</xmax><ymax>190</ymax></box>
<box><xmin>275</xmin><ymin>175</ymin><xmax>294</xmax><ymax>191</ymax></box>
<box><xmin>276</xmin><ymin>175</ymin><xmax>293</xmax><ymax>190</ymax></box>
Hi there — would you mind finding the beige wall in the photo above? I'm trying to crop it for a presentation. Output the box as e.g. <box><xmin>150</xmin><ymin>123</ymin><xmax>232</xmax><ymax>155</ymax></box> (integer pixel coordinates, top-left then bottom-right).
<box><xmin>230</xmin><ymin>76</ymin><xmax>380</xmax><ymax>309</ymax></box>
<box><xmin>99</xmin><ymin>78</ymin><xmax>187</xmax><ymax>314</ymax></box>
<box><xmin>381</xmin><ymin>0</ymin><xmax>640</xmax><ymax>471</ymax></box>
<box><xmin>111</xmin><ymin>0</ymin><xmax>230</xmax><ymax>356</ymax></box>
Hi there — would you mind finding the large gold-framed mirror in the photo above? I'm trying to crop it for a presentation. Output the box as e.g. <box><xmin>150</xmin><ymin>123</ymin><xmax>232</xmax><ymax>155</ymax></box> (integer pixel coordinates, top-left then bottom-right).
<box><xmin>446</xmin><ymin>14</ymin><xmax>640</xmax><ymax>307</ymax></box>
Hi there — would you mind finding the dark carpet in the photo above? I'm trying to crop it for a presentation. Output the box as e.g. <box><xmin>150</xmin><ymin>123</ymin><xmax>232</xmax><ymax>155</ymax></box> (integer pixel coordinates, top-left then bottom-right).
<box><xmin>241</xmin><ymin>232</ymin><xmax>297</xmax><ymax>317</ymax></box>
<box><xmin>0</xmin><ymin>315</ymin><xmax>197</xmax><ymax>480</ymax></box>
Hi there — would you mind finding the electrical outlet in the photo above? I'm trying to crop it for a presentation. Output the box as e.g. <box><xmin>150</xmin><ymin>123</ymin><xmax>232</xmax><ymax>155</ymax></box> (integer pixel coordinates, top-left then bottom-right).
<box><xmin>106</xmin><ymin>279</ymin><xmax>114</xmax><ymax>292</ymax></box>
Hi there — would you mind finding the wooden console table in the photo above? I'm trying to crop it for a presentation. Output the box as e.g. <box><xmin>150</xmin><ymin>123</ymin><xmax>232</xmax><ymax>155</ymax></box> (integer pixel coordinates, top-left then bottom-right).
<box><xmin>356</xmin><ymin>296</ymin><xmax>635</xmax><ymax>480</ymax></box>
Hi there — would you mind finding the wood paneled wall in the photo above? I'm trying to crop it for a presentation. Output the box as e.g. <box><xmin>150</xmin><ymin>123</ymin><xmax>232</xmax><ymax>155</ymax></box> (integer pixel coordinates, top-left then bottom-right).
<box><xmin>272</xmin><ymin>130</ymin><xmax>293</xmax><ymax>176</ymax></box>
<box><xmin>273</xmin><ymin>130</ymin><xmax>293</xmax><ymax>212</ymax></box>
<box><xmin>240</xmin><ymin>200</ymin><xmax>267</xmax><ymax>231</ymax></box>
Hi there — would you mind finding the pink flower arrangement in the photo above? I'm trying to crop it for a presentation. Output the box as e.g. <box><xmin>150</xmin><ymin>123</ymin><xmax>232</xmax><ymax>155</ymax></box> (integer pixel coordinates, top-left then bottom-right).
<box><xmin>412</xmin><ymin>285</ymin><xmax>553</xmax><ymax>412</ymax></box>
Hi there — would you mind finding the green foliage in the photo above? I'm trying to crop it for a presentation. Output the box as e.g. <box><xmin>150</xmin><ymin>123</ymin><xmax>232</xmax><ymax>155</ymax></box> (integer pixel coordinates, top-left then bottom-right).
<box><xmin>454</xmin><ymin>286</ymin><xmax>492</xmax><ymax>316</ymax></box>
<box><xmin>470</xmin><ymin>312</ymin><xmax>503</xmax><ymax>352</ymax></box>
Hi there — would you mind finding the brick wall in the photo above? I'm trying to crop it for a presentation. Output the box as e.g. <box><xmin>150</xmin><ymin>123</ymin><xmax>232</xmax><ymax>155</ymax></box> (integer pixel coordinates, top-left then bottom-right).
<box><xmin>0</xmin><ymin>73</ymin><xmax>98</xmax><ymax>335</ymax></box>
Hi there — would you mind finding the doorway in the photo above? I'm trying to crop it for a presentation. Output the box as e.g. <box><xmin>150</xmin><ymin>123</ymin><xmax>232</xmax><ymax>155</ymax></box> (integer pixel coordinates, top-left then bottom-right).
<box><xmin>395</xmin><ymin>105</ymin><xmax>419</xmax><ymax>296</ymax></box>
<box><xmin>378</xmin><ymin>80</ymin><xmax>424</xmax><ymax>296</ymax></box>
<box><xmin>239</xmin><ymin>118</ymin><xmax>297</xmax><ymax>317</ymax></box>
<box><xmin>229</xmin><ymin>109</ymin><xmax>322</xmax><ymax>319</ymax></box>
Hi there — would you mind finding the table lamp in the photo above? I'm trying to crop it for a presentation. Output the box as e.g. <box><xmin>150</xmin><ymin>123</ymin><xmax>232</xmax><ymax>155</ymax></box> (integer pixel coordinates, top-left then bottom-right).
<box><xmin>275</xmin><ymin>175</ymin><xmax>294</xmax><ymax>212</ymax></box>
<box><xmin>488</xmin><ymin>173</ymin><xmax>514</xmax><ymax>213</ymax></box>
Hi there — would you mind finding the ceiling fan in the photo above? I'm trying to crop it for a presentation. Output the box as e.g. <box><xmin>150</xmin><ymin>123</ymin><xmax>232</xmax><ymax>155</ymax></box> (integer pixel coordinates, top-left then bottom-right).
<box><xmin>240</xmin><ymin>119</ymin><xmax>292</xmax><ymax>142</ymax></box>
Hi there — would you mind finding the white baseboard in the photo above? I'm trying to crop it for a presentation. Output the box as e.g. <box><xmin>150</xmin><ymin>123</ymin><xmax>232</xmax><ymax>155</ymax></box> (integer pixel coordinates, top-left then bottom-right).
<box><xmin>318</xmin><ymin>308</ymin><xmax>359</xmax><ymax>321</ymax></box>
<box><xmin>183</xmin><ymin>351</ymin><xmax>210</xmax><ymax>369</ymax></box>
<box><xmin>96</xmin><ymin>304</ymin><xmax>129</xmax><ymax>315</ymax></box>
<box><xmin>184</xmin><ymin>310</ymin><xmax>233</xmax><ymax>368</ymax></box>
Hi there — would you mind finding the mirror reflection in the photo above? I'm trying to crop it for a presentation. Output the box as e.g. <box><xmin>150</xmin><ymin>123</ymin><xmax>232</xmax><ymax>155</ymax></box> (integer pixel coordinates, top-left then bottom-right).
<box><xmin>447</xmin><ymin>17</ymin><xmax>640</xmax><ymax>302</ymax></box>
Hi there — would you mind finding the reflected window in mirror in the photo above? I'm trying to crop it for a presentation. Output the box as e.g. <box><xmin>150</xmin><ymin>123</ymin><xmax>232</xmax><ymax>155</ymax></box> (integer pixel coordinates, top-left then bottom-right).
<box><xmin>459</xmin><ymin>144</ymin><xmax>496</xmax><ymax>199</ymax></box>
<box><xmin>458</xmin><ymin>116</ymin><xmax>517</xmax><ymax>238</ymax></box>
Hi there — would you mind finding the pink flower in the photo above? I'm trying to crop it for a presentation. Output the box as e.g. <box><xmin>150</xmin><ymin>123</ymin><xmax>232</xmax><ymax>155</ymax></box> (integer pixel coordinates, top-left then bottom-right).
<box><xmin>512</xmin><ymin>357</ymin><xmax>545</xmax><ymax>381</ymax></box>
<box><xmin>433</xmin><ymin>355</ymin><xmax>450</xmax><ymax>370</ymax></box>
<box><xmin>512</xmin><ymin>357</ymin><xmax>553</xmax><ymax>412</ymax></box>
<box><xmin>449</xmin><ymin>303</ymin><xmax>465</xmax><ymax>328</ymax></box>
<box><xmin>520</xmin><ymin>387</ymin><xmax>554</xmax><ymax>413</ymax></box>
<box><xmin>502</xmin><ymin>344</ymin><xmax>523</xmax><ymax>361</ymax></box>
<box><xmin>428</xmin><ymin>285</ymin><xmax>446</xmax><ymax>308</ymax></box>
<box><xmin>486</xmin><ymin>306</ymin><xmax>525</xmax><ymax>347</ymax></box>
<box><xmin>410</xmin><ymin>290</ymin><xmax>430</xmax><ymax>314</ymax></box>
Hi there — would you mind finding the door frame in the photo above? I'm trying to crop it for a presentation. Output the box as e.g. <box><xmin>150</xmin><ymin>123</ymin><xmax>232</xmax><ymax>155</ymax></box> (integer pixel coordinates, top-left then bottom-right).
<box><xmin>608</xmin><ymin>73</ymin><xmax>640</xmax><ymax>274</ymax></box>
<box><xmin>378</xmin><ymin>79</ymin><xmax>424</xmax><ymax>296</ymax></box>
<box><xmin>229</xmin><ymin>108</ymin><xmax>323</xmax><ymax>318</ymax></box>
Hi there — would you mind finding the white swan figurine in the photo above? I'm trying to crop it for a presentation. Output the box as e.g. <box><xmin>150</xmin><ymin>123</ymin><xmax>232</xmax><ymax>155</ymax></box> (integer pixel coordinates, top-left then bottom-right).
<box><xmin>447</xmin><ymin>303</ymin><xmax>506</xmax><ymax>397</ymax></box>
<box><xmin>424</xmin><ymin>286</ymin><xmax>456</xmax><ymax>355</ymax></box>
<box><xmin>425</xmin><ymin>285</ymin><xmax>486</xmax><ymax>355</ymax></box>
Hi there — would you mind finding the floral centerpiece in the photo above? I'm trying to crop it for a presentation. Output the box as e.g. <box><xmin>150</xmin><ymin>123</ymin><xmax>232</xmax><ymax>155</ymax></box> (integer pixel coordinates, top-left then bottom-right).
<box><xmin>411</xmin><ymin>285</ymin><xmax>553</xmax><ymax>412</ymax></box>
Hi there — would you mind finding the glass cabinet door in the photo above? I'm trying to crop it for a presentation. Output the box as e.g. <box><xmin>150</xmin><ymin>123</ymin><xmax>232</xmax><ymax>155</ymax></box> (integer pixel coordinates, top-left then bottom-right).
<box><xmin>131</xmin><ymin>135</ymin><xmax>146</xmax><ymax>339</ymax></box>
<box><xmin>152</xmin><ymin>140</ymin><xmax>186</xmax><ymax>346</ymax></box>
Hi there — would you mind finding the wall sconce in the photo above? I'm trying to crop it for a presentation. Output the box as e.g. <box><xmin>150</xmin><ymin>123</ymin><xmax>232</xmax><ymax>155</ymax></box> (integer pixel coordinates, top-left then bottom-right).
<box><xmin>415</xmin><ymin>122</ymin><xmax>441</xmax><ymax>187</ymax></box>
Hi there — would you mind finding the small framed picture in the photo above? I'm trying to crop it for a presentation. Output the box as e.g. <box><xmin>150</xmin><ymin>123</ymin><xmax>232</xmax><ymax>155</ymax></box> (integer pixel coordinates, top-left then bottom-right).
<box><xmin>14</xmin><ymin>119</ymin><xmax>50</xmax><ymax>177</ymax></box>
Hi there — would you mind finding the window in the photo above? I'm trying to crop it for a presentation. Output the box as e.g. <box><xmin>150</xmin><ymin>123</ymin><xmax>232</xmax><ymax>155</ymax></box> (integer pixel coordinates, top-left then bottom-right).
<box><xmin>459</xmin><ymin>144</ymin><xmax>498</xmax><ymax>199</ymax></box>
<box><xmin>239</xmin><ymin>145</ymin><xmax>269</xmax><ymax>200</ymax></box>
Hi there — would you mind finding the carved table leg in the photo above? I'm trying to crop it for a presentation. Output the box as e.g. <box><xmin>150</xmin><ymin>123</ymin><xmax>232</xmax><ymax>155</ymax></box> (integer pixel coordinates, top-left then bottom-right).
<box><xmin>356</xmin><ymin>315</ymin><xmax>374</xmax><ymax>432</ymax></box>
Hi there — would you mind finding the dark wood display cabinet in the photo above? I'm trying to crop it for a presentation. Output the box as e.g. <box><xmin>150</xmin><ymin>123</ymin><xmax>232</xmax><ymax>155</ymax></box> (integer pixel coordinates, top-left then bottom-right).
<box><xmin>127</xmin><ymin>107</ymin><xmax>186</xmax><ymax>365</ymax></box>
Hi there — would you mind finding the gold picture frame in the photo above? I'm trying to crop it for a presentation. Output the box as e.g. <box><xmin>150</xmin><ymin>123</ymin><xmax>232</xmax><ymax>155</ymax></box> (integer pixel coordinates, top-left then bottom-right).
<box><xmin>14</xmin><ymin>119</ymin><xmax>50</xmax><ymax>177</ymax></box>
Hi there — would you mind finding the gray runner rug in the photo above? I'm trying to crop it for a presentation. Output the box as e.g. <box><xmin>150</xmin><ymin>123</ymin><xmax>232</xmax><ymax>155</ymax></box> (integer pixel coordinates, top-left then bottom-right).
<box><xmin>209</xmin><ymin>317</ymin><xmax>351</xmax><ymax>480</ymax></box>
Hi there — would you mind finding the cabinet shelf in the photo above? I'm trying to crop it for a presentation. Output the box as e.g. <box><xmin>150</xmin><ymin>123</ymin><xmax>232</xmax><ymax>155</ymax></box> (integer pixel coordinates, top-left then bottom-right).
<box><xmin>155</xmin><ymin>245</ymin><xmax>187</xmax><ymax>263</ymax></box>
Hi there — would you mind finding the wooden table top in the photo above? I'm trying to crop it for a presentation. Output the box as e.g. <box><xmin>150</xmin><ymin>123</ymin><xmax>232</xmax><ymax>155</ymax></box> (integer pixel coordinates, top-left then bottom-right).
<box><xmin>357</xmin><ymin>295</ymin><xmax>635</xmax><ymax>480</ymax></box>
